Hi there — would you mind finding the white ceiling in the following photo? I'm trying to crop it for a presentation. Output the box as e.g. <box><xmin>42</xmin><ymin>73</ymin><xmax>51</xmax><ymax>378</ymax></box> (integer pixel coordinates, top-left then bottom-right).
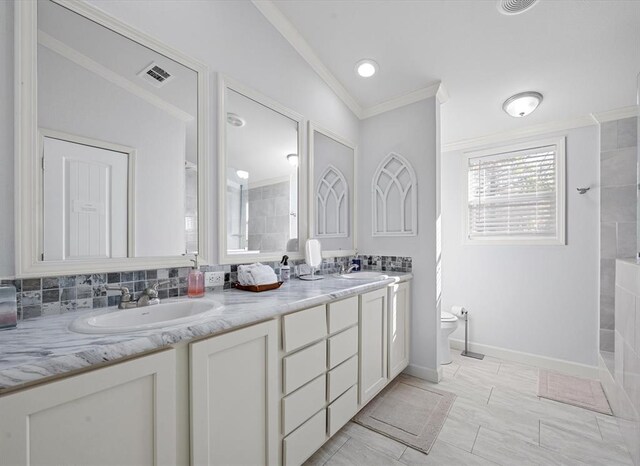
<box><xmin>270</xmin><ymin>0</ymin><xmax>640</xmax><ymax>145</ymax></box>
<box><xmin>226</xmin><ymin>89</ymin><xmax>298</xmax><ymax>184</ymax></box>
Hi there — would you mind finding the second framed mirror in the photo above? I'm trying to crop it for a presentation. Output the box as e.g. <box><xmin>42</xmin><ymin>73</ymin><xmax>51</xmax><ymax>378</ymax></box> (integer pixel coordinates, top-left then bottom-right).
<box><xmin>218</xmin><ymin>76</ymin><xmax>306</xmax><ymax>264</ymax></box>
<box><xmin>308</xmin><ymin>122</ymin><xmax>357</xmax><ymax>257</ymax></box>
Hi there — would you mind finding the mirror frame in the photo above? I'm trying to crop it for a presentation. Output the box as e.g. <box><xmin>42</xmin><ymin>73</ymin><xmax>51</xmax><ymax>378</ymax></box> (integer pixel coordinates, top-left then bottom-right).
<box><xmin>218</xmin><ymin>75</ymin><xmax>307</xmax><ymax>264</ymax></box>
<box><xmin>15</xmin><ymin>0</ymin><xmax>210</xmax><ymax>277</ymax></box>
<box><xmin>308</xmin><ymin>121</ymin><xmax>358</xmax><ymax>257</ymax></box>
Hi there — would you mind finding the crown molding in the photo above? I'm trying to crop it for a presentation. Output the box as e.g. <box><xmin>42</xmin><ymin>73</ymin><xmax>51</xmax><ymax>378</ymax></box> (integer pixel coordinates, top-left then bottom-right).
<box><xmin>360</xmin><ymin>82</ymin><xmax>443</xmax><ymax>119</ymax></box>
<box><xmin>436</xmin><ymin>82</ymin><xmax>449</xmax><ymax>104</ymax></box>
<box><xmin>442</xmin><ymin>114</ymin><xmax>596</xmax><ymax>153</ymax></box>
<box><xmin>591</xmin><ymin>105</ymin><xmax>640</xmax><ymax>123</ymax></box>
<box><xmin>251</xmin><ymin>0</ymin><xmax>363</xmax><ymax>117</ymax></box>
<box><xmin>253</xmin><ymin>0</ymin><xmax>447</xmax><ymax>120</ymax></box>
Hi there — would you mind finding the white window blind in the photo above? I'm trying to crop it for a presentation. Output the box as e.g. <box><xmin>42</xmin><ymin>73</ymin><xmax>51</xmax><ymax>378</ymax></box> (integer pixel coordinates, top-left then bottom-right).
<box><xmin>466</xmin><ymin>139</ymin><xmax>565</xmax><ymax>244</ymax></box>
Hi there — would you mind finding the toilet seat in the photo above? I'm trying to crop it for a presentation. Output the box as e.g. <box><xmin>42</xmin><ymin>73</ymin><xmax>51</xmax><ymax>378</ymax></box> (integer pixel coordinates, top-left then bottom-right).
<box><xmin>441</xmin><ymin>311</ymin><xmax>457</xmax><ymax>322</ymax></box>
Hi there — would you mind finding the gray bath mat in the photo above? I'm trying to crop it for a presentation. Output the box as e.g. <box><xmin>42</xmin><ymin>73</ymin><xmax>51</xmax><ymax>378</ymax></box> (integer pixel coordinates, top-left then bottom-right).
<box><xmin>538</xmin><ymin>370</ymin><xmax>612</xmax><ymax>415</ymax></box>
<box><xmin>353</xmin><ymin>375</ymin><xmax>456</xmax><ymax>454</ymax></box>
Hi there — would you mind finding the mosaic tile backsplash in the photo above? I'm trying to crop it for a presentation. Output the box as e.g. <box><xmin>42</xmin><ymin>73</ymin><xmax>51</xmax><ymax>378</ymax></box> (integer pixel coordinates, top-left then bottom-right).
<box><xmin>0</xmin><ymin>254</ymin><xmax>411</xmax><ymax>322</ymax></box>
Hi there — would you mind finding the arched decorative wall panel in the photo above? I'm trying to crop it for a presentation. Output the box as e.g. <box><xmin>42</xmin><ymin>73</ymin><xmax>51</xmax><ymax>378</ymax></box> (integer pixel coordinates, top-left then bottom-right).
<box><xmin>372</xmin><ymin>153</ymin><xmax>417</xmax><ymax>236</ymax></box>
<box><xmin>316</xmin><ymin>165</ymin><xmax>348</xmax><ymax>237</ymax></box>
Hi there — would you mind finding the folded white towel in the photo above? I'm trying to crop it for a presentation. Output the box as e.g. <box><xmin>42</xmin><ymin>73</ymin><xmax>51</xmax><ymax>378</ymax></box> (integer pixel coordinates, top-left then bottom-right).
<box><xmin>237</xmin><ymin>263</ymin><xmax>278</xmax><ymax>286</ymax></box>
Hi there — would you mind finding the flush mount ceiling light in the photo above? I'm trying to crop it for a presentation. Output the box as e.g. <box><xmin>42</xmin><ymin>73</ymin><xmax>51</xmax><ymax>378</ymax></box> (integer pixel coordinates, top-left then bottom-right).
<box><xmin>227</xmin><ymin>112</ymin><xmax>245</xmax><ymax>127</ymax></box>
<box><xmin>236</xmin><ymin>170</ymin><xmax>249</xmax><ymax>179</ymax></box>
<box><xmin>287</xmin><ymin>153</ymin><xmax>299</xmax><ymax>167</ymax></box>
<box><xmin>502</xmin><ymin>91</ymin><xmax>543</xmax><ymax>118</ymax></box>
<box><xmin>355</xmin><ymin>59</ymin><xmax>378</xmax><ymax>78</ymax></box>
<box><xmin>497</xmin><ymin>0</ymin><xmax>538</xmax><ymax>15</ymax></box>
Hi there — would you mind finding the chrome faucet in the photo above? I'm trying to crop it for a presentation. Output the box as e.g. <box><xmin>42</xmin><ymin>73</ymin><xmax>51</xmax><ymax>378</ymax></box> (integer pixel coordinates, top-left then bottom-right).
<box><xmin>104</xmin><ymin>281</ymin><xmax>170</xmax><ymax>309</ymax></box>
<box><xmin>340</xmin><ymin>264</ymin><xmax>359</xmax><ymax>274</ymax></box>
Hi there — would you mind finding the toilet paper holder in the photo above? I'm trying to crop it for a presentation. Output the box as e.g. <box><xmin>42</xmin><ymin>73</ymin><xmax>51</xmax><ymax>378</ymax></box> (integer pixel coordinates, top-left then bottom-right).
<box><xmin>459</xmin><ymin>308</ymin><xmax>485</xmax><ymax>360</ymax></box>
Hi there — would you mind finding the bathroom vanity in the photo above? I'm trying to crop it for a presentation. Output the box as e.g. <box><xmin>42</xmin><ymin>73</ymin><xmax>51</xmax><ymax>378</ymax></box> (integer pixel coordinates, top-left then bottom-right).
<box><xmin>0</xmin><ymin>276</ymin><xmax>411</xmax><ymax>466</ymax></box>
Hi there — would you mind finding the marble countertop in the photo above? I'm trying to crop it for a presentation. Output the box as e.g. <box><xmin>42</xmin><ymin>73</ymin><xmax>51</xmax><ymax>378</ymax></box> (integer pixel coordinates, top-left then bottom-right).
<box><xmin>0</xmin><ymin>273</ymin><xmax>411</xmax><ymax>393</ymax></box>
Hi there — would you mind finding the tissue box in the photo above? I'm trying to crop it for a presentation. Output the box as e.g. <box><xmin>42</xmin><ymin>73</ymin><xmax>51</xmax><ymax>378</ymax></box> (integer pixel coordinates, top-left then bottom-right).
<box><xmin>0</xmin><ymin>285</ymin><xmax>17</xmax><ymax>329</ymax></box>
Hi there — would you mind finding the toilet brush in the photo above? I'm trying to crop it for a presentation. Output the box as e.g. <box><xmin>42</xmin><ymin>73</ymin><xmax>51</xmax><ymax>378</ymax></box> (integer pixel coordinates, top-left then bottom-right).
<box><xmin>461</xmin><ymin>309</ymin><xmax>484</xmax><ymax>360</ymax></box>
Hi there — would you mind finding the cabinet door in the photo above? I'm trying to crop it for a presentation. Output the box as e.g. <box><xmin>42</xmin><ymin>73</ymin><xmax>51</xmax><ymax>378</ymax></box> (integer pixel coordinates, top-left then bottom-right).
<box><xmin>190</xmin><ymin>320</ymin><xmax>278</xmax><ymax>466</ymax></box>
<box><xmin>389</xmin><ymin>281</ymin><xmax>411</xmax><ymax>379</ymax></box>
<box><xmin>359</xmin><ymin>288</ymin><xmax>388</xmax><ymax>405</ymax></box>
<box><xmin>0</xmin><ymin>349</ymin><xmax>176</xmax><ymax>466</ymax></box>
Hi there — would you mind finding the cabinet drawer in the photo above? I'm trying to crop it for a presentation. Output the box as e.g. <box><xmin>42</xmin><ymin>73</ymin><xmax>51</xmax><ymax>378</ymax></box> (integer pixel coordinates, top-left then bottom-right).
<box><xmin>328</xmin><ymin>385</ymin><xmax>358</xmax><ymax>436</ymax></box>
<box><xmin>283</xmin><ymin>409</ymin><xmax>327</xmax><ymax>466</ymax></box>
<box><xmin>282</xmin><ymin>305</ymin><xmax>327</xmax><ymax>353</ymax></box>
<box><xmin>282</xmin><ymin>374</ymin><xmax>326</xmax><ymax>436</ymax></box>
<box><xmin>328</xmin><ymin>326</ymin><xmax>358</xmax><ymax>369</ymax></box>
<box><xmin>283</xmin><ymin>340</ymin><xmax>327</xmax><ymax>394</ymax></box>
<box><xmin>327</xmin><ymin>355</ymin><xmax>358</xmax><ymax>402</ymax></box>
<box><xmin>327</xmin><ymin>296</ymin><xmax>358</xmax><ymax>334</ymax></box>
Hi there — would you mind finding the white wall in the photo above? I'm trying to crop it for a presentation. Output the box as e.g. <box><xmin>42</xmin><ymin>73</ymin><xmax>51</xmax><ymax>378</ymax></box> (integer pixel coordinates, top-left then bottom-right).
<box><xmin>441</xmin><ymin>125</ymin><xmax>600</xmax><ymax>367</ymax></box>
<box><xmin>0</xmin><ymin>0</ymin><xmax>360</xmax><ymax>275</ymax></box>
<box><xmin>358</xmin><ymin>98</ymin><xmax>440</xmax><ymax>379</ymax></box>
<box><xmin>0</xmin><ymin>1</ymin><xmax>14</xmax><ymax>278</ymax></box>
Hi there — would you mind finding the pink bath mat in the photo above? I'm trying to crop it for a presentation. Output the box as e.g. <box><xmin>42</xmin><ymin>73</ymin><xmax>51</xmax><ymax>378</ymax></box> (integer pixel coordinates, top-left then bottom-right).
<box><xmin>538</xmin><ymin>370</ymin><xmax>612</xmax><ymax>415</ymax></box>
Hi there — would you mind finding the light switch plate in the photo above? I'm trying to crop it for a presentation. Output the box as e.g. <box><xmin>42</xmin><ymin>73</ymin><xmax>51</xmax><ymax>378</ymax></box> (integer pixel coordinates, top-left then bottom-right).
<box><xmin>205</xmin><ymin>271</ymin><xmax>224</xmax><ymax>287</ymax></box>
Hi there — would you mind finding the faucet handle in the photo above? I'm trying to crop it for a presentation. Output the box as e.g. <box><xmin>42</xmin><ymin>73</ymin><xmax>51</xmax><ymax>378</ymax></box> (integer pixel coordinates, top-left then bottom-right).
<box><xmin>152</xmin><ymin>280</ymin><xmax>170</xmax><ymax>291</ymax></box>
<box><xmin>104</xmin><ymin>285</ymin><xmax>131</xmax><ymax>300</ymax></box>
<box><xmin>144</xmin><ymin>280</ymin><xmax>170</xmax><ymax>299</ymax></box>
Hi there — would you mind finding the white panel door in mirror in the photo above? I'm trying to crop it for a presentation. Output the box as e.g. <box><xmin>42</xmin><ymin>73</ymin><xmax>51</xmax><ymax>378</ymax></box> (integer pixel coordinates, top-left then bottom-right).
<box><xmin>372</xmin><ymin>153</ymin><xmax>417</xmax><ymax>236</ymax></box>
<box><xmin>311</xmin><ymin>130</ymin><xmax>355</xmax><ymax>253</ymax></box>
<box><xmin>43</xmin><ymin>137</ymin><xmax>129</xmax><ymax>261</ymax></box>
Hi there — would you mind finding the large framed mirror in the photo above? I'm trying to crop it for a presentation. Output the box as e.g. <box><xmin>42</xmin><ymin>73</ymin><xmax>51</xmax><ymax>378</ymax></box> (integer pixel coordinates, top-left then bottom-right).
<box><xmin>15</xmin><ymin>0</ymin><xmax>209</xmax><ymax>277</ymax></box>
<box><xmin>308</xmin><ymin>122</ymin><xmax>357</xmax><ymax>256</ymax></box>
<box><xmin>218</xmin><ymin>76</ymin><xmax>305</xmax><ymax>264</ymax></box>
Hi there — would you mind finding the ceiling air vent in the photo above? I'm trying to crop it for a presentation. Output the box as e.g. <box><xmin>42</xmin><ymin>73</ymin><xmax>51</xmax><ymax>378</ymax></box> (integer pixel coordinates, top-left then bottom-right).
<box><xmin>138</xmin><ymin>62</ymin><xmax>174</xmax><ymax>88</ymax></box>
<box><xmin>497</xmin><ymin>0</ymin><xmax>538</xmax><ymax>15</ymax></box>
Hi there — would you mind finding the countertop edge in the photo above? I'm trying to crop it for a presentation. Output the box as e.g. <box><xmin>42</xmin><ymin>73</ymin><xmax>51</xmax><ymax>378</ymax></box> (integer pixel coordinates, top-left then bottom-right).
<box><xmin>0</xmin><ymin>273</ymin><xmax>412</xmax><ymax>394</ymax></box>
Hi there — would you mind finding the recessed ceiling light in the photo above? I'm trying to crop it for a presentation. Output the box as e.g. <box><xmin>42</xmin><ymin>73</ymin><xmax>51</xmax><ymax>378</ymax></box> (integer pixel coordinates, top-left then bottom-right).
<box><xmin>355</xmin><ymin>59</ymin><xmax>378</xmax><ymax>78</ymax></box>
<box><xmin>287</xmin><ymin>153</ymin><xmax>299</xmax><ymax>167</ymax></box>
<box><xmin>502</xmin><ymin>91</ymin><xmax>543</xmax><ymax>118</ymax></box>
<box><xmin>227</xmin><ymin>112</ymin><xmax>245</xmax><ymax>127</ymax></box>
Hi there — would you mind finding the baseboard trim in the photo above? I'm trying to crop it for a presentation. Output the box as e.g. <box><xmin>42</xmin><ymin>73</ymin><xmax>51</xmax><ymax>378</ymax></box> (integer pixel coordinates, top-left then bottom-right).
<box><xmin>450</xmin><ymin>339</ymin><xmax>599</xmax><ymax>378</ymax></box>
<box><xmin>403</xmin><ymin>363</ymin><xmax>441</xmax><ymax>383</ymax></box>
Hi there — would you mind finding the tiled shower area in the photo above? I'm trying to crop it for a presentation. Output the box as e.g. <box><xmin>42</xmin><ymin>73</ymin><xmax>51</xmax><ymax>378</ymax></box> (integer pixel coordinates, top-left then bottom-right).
<box><xmin>600</xmin><ymin>116</ymin><xmax>638</xmax><ymax>373</ymax></box>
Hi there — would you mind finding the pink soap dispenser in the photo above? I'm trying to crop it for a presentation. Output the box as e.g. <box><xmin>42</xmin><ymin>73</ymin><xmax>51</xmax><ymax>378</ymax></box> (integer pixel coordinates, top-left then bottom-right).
<box><xmin>187</xmin><ymin>253</ymin><xmax>204</xmax><ymax>298</ymax></box>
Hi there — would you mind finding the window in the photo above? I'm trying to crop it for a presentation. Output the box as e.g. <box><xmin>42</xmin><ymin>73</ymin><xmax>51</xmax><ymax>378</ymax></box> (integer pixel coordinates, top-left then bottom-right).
<box><xmin>464</xmin><ymin>137</ymin><xmax>565</xmax><ymax>245</ymax></box>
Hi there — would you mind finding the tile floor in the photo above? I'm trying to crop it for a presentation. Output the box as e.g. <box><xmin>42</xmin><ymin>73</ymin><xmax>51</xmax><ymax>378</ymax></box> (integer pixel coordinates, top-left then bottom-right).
<box><xmin>305</xmin><ymin>351</ymin><xmax>633</xmax><ymax>465</ymax></box>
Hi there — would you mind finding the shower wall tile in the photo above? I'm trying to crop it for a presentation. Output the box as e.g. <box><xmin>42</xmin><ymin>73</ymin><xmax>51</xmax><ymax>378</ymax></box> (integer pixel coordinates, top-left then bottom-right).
<box><xmin>618</xmin><ymin>222</ymin><xmax>638</xmax><ymax>259</ymax></box>
<box><xmin>601</xmin><ymin>120</ymin><xmax>618</xmax><ymax>152</ymax></box>
<box><xmin>618</xmin><ymin>117</ymin><xmax>639</xmax><ymax>149</ymax></box>
<box><xmin>599</xmin><ymin>116</ymin><xmax>638</xmax><ymax>360</ymax></box>
<box><xmin>601</xmin><ymin>147</ymin><xmax>638</xmax><ymax>186</ymax></box>
<box><xmin>601</xmin><ymin>222</ymin><xmax>617</xmax><ymax>259</ymax></box>
<box><xmin>601</xmin><ymin>185</ymin><xmax>637</xmax><ymax>223</ymax></box>
<box><xmin>601</xmin><ymin>259</ymin><xmax>616</xmax><ymax>298</ymax></box>
<box><xmin>610</xmin><ymin>260</ymin><xmax>640</xmax><ymax>464</ymax></box>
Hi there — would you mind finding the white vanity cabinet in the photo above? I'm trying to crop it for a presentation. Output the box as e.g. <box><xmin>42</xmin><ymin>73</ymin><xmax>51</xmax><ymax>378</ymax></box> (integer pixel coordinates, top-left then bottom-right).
<box><xmin>190</xmin><ymin>320</ymin><xmax>279</xmax><ymax>466</ymax></box>
<box><xmin>388</xmin><ymin>280</ymin><xmax>411</xmax><ymax>379</ymax></box>
<box><xmin>280</xmin><ymin>296</ymin><xmax>360</xmax><ymax>466</ymax></box>
<box><xmin>0</xmin><ymin>349</ymin><xmax>177</xmax><ymax>466</ymax></box>
<box><xmin>359</xmin><ymin>287</ymin><xmax>389</xmax><ymax>405</ymax></box>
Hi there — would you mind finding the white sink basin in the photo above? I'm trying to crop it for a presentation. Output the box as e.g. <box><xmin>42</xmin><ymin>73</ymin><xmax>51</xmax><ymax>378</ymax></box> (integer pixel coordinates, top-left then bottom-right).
<box><xmin>337</xmin><ymin>271</ymin><xmax>387</xmax><ymax>280</ymax></box>
<box><xmin>69</xmin><ymin>299</ymin><xmax>222</xmax><ymax>334</ymax></box>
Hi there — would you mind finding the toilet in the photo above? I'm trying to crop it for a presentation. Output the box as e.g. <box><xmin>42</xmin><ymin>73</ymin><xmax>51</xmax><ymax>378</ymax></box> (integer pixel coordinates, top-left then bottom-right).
<box><xmin>440</xmin><ymin>311</ymin><xmax>459</xmax><ymax>365</ymax></box>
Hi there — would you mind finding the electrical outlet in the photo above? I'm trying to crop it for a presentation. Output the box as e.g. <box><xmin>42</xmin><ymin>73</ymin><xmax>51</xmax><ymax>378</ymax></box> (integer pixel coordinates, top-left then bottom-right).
<box><xmin>204</xmin><ymin>271</ymin><xmax>225</xmax><ymax>288</ymax></box>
